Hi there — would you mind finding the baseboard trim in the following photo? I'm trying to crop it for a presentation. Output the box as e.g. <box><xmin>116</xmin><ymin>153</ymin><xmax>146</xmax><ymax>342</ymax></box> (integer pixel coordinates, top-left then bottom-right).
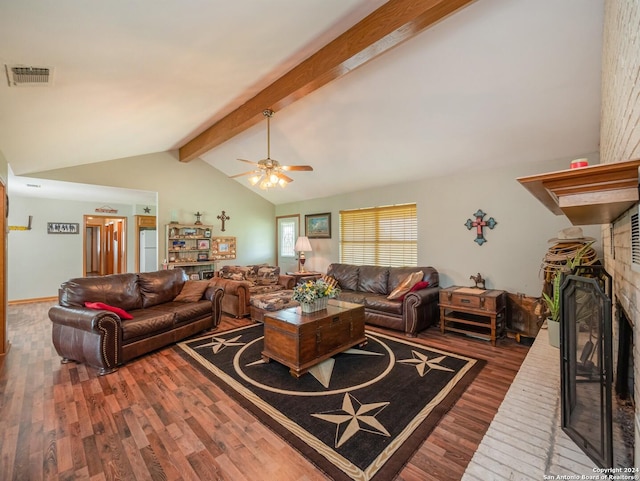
<box><xmin>9</xmin><ymin>296</ymin><xmax>57</xmax><ymax>306</ymax></box>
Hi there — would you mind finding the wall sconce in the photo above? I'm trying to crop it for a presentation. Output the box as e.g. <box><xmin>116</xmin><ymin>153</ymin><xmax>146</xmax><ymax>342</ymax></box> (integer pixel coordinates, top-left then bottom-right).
<box><xmin>294</xmin><ymin>236</ymin><xmax>312</xmax><ymax>272</ymax></box>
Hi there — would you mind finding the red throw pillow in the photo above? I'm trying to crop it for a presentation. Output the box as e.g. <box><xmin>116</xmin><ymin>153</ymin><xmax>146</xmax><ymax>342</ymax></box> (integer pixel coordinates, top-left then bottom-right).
<box><xmin>85</xmin><ymin>301</ymin><xmax>133</xmax><ymax>320</ymax></box>
<box><xmin>398</xmin><ymin>280</ymin><xmax>430</xmax><ymax>301</ymax></box>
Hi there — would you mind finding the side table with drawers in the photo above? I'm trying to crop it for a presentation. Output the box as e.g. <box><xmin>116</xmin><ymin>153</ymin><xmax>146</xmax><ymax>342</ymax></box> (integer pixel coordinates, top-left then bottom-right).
<box><xmin>286</xmin><ymin>271</ymin><xmax>322</xmax><ymax>285</ymax></box>
<box><xmin>439</xmin><ymin>286</ymin><xmax>506</xmax><ymax>346</ymax></box>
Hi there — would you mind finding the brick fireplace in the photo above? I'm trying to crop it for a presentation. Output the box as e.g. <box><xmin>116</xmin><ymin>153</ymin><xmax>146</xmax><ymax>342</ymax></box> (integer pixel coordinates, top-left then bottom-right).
<box><xmin>600</xmin><ymin>0</ymin><xmax>640</xmax><ymax>466</ymax></box>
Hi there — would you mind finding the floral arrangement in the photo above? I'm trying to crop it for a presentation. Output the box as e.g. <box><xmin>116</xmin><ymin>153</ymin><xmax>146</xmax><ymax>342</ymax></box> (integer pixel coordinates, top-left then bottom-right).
<box><xmin>291</xmin><ymin>278</ymin><xmax>340</xmax><ymax>304</ymax></box>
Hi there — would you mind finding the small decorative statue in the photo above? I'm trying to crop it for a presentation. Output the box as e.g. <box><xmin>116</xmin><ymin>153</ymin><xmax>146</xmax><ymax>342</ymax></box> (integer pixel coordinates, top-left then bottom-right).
<box><xmin>470</xmin><ymin>272</ymin><xmax>486</xmax><ymax>289</ymax></box>
<box><xmin>194</xmin><ymin>211</ymin><xmax>203</xmax><ymax>225</ymax></box>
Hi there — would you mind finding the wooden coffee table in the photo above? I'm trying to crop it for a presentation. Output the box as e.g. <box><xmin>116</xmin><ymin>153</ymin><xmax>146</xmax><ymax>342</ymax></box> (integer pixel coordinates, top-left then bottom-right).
<box><xmin>261</xmin><ymin>299</ymin><xmax>366</xmax><ymax>377</ymax></box>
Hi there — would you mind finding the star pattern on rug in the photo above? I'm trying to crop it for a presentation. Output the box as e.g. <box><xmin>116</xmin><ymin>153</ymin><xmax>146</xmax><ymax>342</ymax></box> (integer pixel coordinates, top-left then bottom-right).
<box><xmin>398</xmin><ymin>350</ymin><xmax>454</xmax><ymax>377</ymax></box>
<box><xmin>195</xmin><ymin>334</ymin><xmax>245</xmax><ymax>354</ymax></box>
<box><xmin>311</xmin><ymin>393</ymin><xmax>390</xmax><ymax>448</ymax></box>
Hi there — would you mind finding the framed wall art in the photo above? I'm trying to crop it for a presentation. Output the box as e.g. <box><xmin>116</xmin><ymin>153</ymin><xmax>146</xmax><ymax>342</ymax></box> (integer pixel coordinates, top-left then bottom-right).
<box><xmin>305</xmin><ymin>213</ymin><xmax>331</xmax><ymax>238</ymax></box>
<box><xmin>211</xmin><ymin>236</ymin><xmax>236</xmax><ymax>260</ymax></box>
<box><xmin>48</xmin><ymin>222</ymin><xmax>79</xmax><ymax>234</ymax></box>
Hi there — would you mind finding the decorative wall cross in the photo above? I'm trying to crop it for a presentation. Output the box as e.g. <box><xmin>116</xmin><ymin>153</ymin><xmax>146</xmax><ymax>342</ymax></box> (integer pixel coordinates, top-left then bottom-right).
<box><xmin>217</xmin><ymin>210</ymin><xmax>230</xmax><ymax>231</ymax></box>
<box><xmin>465</xmin><ymin>209</ymin><xmax>497</xmax><ymax>246</ymax></box>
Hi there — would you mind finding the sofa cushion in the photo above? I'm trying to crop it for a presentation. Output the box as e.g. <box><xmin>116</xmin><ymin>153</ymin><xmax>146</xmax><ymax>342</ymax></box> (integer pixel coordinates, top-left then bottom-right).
<box><xmin>327</xmin><ymin>264</ymin><xmax>359</xmax><ymax>291</ymax></box>
<box><xmin>174</xmin><ymin>280</ymin><xmax>209</xmax><ymax>302</ymax></box>
<box><xmin>84</xmin><ymin>301</ymin><xmax>133</xmax><ymax>320</ymax></box>
<box><xmin>248</xmin><ymin>284</ymin><xmax>284</xmax><ymax>295</ymax></box>
<box><xmin>250</xmin><ymin>290</ymin><xmax>298</xmax><ymax>311</ymax></box>
<box><xmin>357</xmin><ymin>266</ymin><xmax>389</xmax><ymax>295</ymax></box>
<box><xmin>220</xmin><ymin>265</ymin><xmax>253</xmax><ymax>281</ymax></box>
<box><xmin>255</xmin><ymin>265</ymin><xmax>280</xmax><ymax>285</ymax></box>
<box><xmin>335</xmin><ymin>290</ymin><xmax>368</xmax><ymax>305</ymax></box>
<box><xmin>387</xmin><ymin>271</ymin><xmax>423</xmax><ymax>300</ymax></box>
<box><xmin>138</xmin><ymin>269</ymin><xmax>187</xmax><ymax>308</ymax></box>
<box><xmin>60</xmin><ymin>273</ymin><xmax>142</xmax><ymax>311</ymax></box>
<box><xmin>121</xmin><ymin>309</ymin><xmax>175</xmax><ymax>342</ymax></box>
<box><xmin>364</xmin><ymin>295</ymin><xmax>404</xmax><ymax>315</ymax></box>
<box><xmin>147</xmin><ymin>302</ymin><xmax>211</xmax><ymax>324</ymax></box>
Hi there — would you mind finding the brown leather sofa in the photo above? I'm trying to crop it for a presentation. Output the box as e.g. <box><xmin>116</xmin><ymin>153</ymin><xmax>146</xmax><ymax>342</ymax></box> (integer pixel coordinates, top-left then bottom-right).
<box><xmin>326</xmin><ymin>263</ymin><xmax>440</xmax><ymax>337</ymax></box>
<box><xmin>207</xmin><ymin>265</ymin><xmax>295</xmax><ymax>318</ymax></box>
<box><xmin>48</xmin><ymin>269</ymin><xmax>224</xmax><ymax>375</ymax></box>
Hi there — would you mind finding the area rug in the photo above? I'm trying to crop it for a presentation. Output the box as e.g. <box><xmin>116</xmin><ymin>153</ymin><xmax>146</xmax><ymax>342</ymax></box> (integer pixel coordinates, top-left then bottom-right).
<box><xmin>176</xmin><ymin>325</ymin><xmax>484</xmax><ymax>481</ymax></box>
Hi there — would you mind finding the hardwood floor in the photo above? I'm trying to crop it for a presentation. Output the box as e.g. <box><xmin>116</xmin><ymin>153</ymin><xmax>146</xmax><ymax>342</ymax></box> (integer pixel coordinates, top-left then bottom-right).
<box><xmin>0</xmin><ymin>301</ymin><xmax>529</xmax><ymax>481</ymax></box>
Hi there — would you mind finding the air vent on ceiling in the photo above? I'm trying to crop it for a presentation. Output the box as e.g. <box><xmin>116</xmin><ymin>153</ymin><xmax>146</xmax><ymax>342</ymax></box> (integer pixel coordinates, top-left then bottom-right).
<box><xmin>5</xmin><ymin>65</ymin><xmax>54</xmax><ymax>87</ymax></box>
<box><xmin>632</xmin><ymin>205</ymin><xmax>640</xmax><ymax>272</ymax></box>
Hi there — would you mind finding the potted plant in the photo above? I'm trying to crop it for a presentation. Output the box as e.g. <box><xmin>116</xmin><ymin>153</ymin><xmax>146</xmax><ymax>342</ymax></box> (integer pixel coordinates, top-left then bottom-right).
<box><xmin>543</xmin><ymin>271</ymin><xmax>562</xmax><ymax>347</ymax></box>
<box><xmin>542</xmin><ymin>241</ymin><xmax>594</xmax><ymax>347</ymax></box>
<box><xmin>292</xmin><ymin>278</ymin><xmax>340</xmax><ymax>313</ymax></box>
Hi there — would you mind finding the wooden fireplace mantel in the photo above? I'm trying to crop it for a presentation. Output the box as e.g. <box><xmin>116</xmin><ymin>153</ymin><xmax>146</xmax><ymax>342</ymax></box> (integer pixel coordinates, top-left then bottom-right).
<box><xmin>517</xmin><ymin>159</ymin><xmax>640</xmax><ymax>225</ymax></box>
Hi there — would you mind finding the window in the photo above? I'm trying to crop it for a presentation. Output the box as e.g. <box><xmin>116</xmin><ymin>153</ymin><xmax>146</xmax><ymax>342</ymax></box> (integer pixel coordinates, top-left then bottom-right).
<box><xmin>340</xmin><ymin>203</ymin><xmax>417</xmax><ymax>267</ymax></box>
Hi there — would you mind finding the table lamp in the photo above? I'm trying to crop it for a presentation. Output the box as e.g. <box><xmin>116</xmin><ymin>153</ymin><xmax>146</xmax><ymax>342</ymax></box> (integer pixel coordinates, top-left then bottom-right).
<box><xmin>294</xmin><ymin>236</ymin><xmax>312</xmax><ymax>272</ymax></box>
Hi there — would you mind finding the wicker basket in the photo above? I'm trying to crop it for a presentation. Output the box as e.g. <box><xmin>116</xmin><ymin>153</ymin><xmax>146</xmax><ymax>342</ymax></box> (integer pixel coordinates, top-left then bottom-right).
<box><xmin>300</xmin><ymin>297</ymin><xmax>328</xmax><ymax>313</ymax></box>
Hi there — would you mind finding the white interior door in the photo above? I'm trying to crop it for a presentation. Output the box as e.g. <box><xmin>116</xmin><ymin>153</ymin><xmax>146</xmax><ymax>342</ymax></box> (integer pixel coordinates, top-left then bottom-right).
<box><xmin>276</xmin><ymin>215</ymin><xmax>300</xmax><ymax>274</ymax></box>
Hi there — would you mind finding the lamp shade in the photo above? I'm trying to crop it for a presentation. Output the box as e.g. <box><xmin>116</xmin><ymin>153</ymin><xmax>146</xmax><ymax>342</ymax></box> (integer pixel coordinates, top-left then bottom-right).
<box><xmin>294</xmin><ymin>236</ymin><xmax>312</xmax><ymax>252</ymax></box>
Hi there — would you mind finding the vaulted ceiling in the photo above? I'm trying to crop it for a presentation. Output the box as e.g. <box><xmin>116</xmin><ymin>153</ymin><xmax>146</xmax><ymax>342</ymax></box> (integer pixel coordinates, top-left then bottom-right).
<box><xmin>0</xmin><ymin>0</ymin><xmax>604</xmax><ymax>205</ymax></box>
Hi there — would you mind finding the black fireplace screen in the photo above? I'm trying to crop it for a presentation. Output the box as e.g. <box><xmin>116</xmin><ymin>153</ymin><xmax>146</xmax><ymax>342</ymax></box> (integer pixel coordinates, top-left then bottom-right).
<box><xmin>560</xmin><ymin>265</ymin><xmax>612</xmax><ymax>468</ymax></box>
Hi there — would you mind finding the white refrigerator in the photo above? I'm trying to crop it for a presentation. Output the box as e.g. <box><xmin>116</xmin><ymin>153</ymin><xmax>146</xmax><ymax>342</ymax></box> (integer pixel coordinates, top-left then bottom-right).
<box><xmin>139</xmin><ymin>230</ymin><xmax>158</xmax><ymax>272</ymax></box>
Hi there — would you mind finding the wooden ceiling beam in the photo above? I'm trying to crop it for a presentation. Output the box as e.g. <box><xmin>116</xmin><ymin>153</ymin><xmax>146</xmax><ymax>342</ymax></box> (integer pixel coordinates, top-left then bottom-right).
<box><xmin>179</xmin><ymin>0</ymin><xmax>475</xmax><ymax>162</ymax></box>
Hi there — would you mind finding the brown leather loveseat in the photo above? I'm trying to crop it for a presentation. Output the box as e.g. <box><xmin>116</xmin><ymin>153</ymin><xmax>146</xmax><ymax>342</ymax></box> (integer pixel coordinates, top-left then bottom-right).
<box><xmin>48</xmin><ymin>269</ymin><xmax>224</xmax><ymax>375</ymax></box>
<box><xmin>326</xmin><ymin>263</ymin><xmax>440</xmax><ymax>337</ymax></box>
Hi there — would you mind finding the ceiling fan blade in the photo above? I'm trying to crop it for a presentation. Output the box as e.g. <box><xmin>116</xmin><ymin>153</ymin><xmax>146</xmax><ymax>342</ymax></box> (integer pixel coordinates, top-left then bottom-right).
<box><xmin>237</xmin><ymin>158</ymin><xmax>260</xmax><ymax>166</ymax></box>
<box><xmin>229</xmin><ymin>170</ymin><xmax>258</xmax><ymax>178</ymax></box>
<box><xmin>276</xmin><ymin>172</ymin><xmax>294</xmax><ymax>183</ymax></box>
<box><xmin>281</xmin><ymin>165</ymin><xmax>314</xmax><ymax>172</ymax></box>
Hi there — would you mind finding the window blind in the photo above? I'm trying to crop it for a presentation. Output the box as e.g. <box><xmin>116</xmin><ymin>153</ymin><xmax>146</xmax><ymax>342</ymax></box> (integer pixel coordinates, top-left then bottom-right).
<box><xmin>340</xmin><ymin>204</ymin><xmax>417</xmax><ymax>267</ymax></box>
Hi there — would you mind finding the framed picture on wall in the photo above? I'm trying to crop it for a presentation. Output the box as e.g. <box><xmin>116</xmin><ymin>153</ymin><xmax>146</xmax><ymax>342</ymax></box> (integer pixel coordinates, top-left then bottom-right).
<box><xmin>47</xmin><ymin>222</ymin><xmax>79</xmax><ymax>234</ymax></box>
<box><xmin>305</xmin><ymin>213</ymin><xmax>331</xmax><ymax>239</ymax></box>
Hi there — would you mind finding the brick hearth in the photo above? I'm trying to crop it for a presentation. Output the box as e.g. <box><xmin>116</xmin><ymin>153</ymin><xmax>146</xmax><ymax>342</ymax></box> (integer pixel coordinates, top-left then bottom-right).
<box><xmin>462</xmin><ymin>327</ymin><xmax>595</xmax><ymax>480</ymax></box>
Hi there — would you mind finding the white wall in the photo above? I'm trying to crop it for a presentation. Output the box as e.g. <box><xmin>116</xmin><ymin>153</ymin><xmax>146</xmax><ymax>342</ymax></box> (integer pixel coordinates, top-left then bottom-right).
<box><xmin>277</xmin><ymin>154</ymin><xmax>602</xmax><ymax>297</ymax></box>
<box><xmin>8</xmin><ymin>196</ymin><xmax>136</xmax><ymax>300</ymax></box>
<box><xmin>10</xmin><ymin>150</ymin><xmax>276</xmax><ymax>300</ymax></box>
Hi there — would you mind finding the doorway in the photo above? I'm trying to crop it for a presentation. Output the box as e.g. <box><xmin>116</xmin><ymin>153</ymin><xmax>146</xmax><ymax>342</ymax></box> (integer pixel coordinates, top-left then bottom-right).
<box><xmin>0</xmin><ymin>181</ymin><xmax>7</xmax><ymax>363</ymax></box>
<box><xmin>276</xmin><ymin>214</ymin><xmax>300</xmax><ymax>274</ymax></box>
<box><xmin>83</xmin><ymin>215</ymin><xmax>127</xmax><ymax>276</ymax></box>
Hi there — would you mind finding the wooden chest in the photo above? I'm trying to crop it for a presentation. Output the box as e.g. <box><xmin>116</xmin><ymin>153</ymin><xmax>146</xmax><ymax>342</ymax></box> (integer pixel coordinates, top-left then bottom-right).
<box><xmin>262</xmin><ymin>300</ymin><xmax>366</xmax><ymax>377</ymax></box>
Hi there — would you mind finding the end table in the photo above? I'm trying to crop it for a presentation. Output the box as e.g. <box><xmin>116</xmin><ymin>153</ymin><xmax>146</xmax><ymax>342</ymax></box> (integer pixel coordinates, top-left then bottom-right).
<box><xmin>286</xmin><ymin>271</ymin><xmax>322</xmax><ymax>284</ymax></box>
<box><xmin>439</xmin><ymin>286</ymin><xmax>506</xmax><ymax>346</ymax></box>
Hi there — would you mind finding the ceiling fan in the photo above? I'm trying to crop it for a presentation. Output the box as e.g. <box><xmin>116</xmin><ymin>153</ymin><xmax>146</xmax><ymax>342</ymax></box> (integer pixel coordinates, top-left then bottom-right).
<box><xmin>229</xmin><ymin>109</ymin><xmax>313</xmax><ymax>189</ymax></box>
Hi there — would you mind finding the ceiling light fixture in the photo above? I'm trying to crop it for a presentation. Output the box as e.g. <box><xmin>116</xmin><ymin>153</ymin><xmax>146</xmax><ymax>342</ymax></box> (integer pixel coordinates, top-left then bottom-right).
<box><xmin>229</xmin><ymin>109</ymin><xmax>313</xmax><ymax>190</ymax></box>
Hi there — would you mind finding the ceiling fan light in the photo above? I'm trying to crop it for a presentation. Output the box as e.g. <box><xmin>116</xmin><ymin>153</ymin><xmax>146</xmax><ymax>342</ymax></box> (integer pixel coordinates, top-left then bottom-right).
<box><xmin>278</xmin><ymin>178</ymin><xmax>288</xmax><ymax>187</ymax></box>
<box><xmin>269</xmin><ymin>172</ymin><xmax>279</xmax><ymax>184</ymax></box>
<box><xmin>248</xmin><ymin>175</ymin><xmax>261</xmax><ymax>186</ymax></box>
<box><xmin>259</xmin><ymin>178</ymin><xmax>271</xmax><ymax>190</ymax></box>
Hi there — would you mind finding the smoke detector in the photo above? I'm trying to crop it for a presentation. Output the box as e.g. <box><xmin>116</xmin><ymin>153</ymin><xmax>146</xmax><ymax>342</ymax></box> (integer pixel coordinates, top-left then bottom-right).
<box><xmin>5</xmin><ymin>65</ymin><xmax>54</xmax><ymax>87</ymax></box>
